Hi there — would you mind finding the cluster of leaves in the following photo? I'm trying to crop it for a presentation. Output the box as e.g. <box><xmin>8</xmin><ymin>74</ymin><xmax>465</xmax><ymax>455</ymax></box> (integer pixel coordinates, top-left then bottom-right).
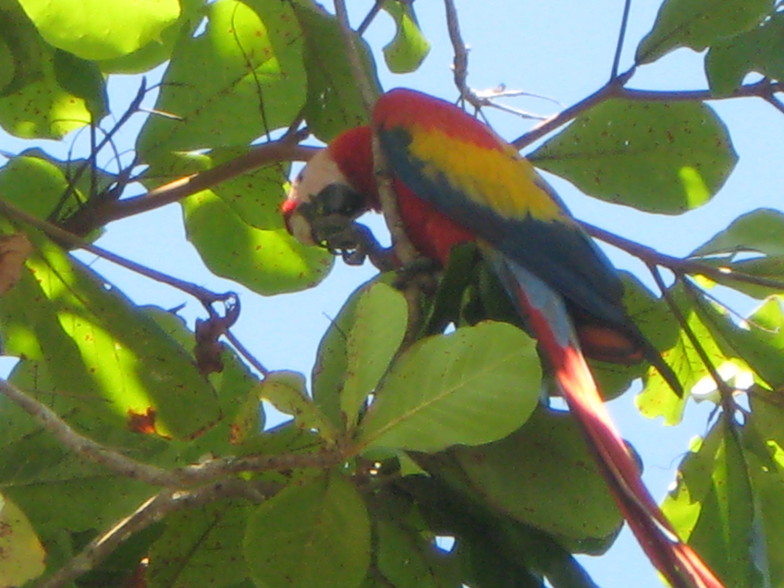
<box><xmin>0</xmin><ymin>0</ymin><xmax>782</xmax><ymax>586</ymax></box>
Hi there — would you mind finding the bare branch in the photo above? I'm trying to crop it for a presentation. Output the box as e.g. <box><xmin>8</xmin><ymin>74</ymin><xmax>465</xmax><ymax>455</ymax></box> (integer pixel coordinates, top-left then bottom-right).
<box><xmin>443</xmin><ymin>0</ymin><xmax>470</xmax><ymax>104</ymax></box>
<box><xmin>582</xmin><ymin>220</ymin><xmax>784</xmax><ymax>292</ymax></box>
<box><xmin>513</xmin><ymin>78</ymin><xmax>783</xmax><ymax>149</ymax></box>
<box><xmin>512</xmin><ymin>70</ymin><xmax>633</xmax><ymax>148</ymax></box>
<box><xmin>63</xmin><ymin>139</ymin><xmax>318</xmax><ymax>234</ymax></box>
<box><xmin>0</xmin><ymin>378</ymin><xmax>345</xmax><ymax>492</ymax></box>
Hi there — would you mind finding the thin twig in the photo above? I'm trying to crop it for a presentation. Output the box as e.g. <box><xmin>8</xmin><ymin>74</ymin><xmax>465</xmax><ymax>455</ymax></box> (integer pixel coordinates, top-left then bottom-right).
<box><xmin>225</xmin><ymin>329</ymin><xmax>269</xmax><ymax>376</ymax></box>
<box><xmin>582</xmin><ymin>220</ymin><xmax>784</xmax><ymax>292</ymax></box>
<box><xmin>610</xmin><ymin>0</ymin><xmax>632</xmax><ymax>80</ymax></box>
<box><xmin>357</xmin><ymin>0</ymin><xmax>385</xmax><ymax>35</ymax></box>
<box><xmin>444</xmin><ymin>0</ymin><xmax>473</xmax><ymax>106</ymax></box>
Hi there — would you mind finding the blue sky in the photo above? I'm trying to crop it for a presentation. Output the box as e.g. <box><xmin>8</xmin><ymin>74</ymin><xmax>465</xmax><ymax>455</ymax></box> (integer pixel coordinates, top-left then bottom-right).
<box><xmin>1</xmin><ymin>1</ymin><xmax>781</xmax><ymax>586</ymax></box>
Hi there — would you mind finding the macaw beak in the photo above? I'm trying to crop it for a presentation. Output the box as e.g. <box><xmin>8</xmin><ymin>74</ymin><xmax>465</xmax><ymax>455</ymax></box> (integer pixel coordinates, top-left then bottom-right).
<box><xmin>282</xmin><ymin>182</ymin><xmax>366</xmax><ymax>248</ymax></box>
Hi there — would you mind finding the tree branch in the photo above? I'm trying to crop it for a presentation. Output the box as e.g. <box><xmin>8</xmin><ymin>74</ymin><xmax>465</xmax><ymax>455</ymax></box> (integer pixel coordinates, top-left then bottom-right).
<box><xmin>582</xmin><ymin>220</ymin><xmax>784</xmax><ymax>292</ymax></box>
<box><xmin>62</xmin><ymin>139</ymin><xmax>318</xmax><ymax>234</ymax></box>
<box><xmin>513</xmin><ymin>78</ymin><xmax>783</xmax><ymax>149</ymax></box>
<box><xmin>0</xmin><ymin>378</ymin><xmax>182</xmax><ymax>487</ymax></box>
<box><xmin>0</xmin><ymin>378</ymin><xmax>345</xmax><ymax>491</ymax></box>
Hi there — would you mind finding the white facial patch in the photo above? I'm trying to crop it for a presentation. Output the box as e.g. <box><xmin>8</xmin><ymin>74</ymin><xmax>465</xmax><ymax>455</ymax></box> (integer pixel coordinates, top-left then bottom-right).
<box><xmin>284</xmin><ymin>149</ymin><xmax>351</xmax><ymax>245</ymax></box>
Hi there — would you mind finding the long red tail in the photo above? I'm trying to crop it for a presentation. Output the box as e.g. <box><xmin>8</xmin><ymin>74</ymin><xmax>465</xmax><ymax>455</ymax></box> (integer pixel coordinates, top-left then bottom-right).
<box><xmin>491</xmin><ymin>252</ymin><xmax>723</xmax><ymax>588</ymax></box>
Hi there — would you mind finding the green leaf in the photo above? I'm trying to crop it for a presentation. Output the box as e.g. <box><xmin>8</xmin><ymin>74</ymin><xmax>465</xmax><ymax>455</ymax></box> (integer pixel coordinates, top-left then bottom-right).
<box><xmin>663</xmin><ymin>421</ymin><xmax>769</xmax><ymax>587</ymax></box>
<box><xmin>182</xmin><ymin>189</ymin><xmax>333</xmax><ymax>294</ymax></box>
<box><xmin>693</xmin><ymin>208</ymin><xmax>784</xmax><ymax>258</ymax></box>
<box><xmin>137</xmin><ymin>0</ymin><xmax>306</xmax><ymax>158</ymax></box>
<box><xmin>373</xmin><ymin>516</ymin><xmax>457</xmax><ymax>587</ymax></box>
<box><xmin>142</xmin><ymin>305</ymin><xmax>263</xmax><ymax>453</ymax></box>
<box><xmin>0</xmin><ymin>3</ymin><xmax>90</xmax><ymax>138</ymax></box>
<box><xmin>0</xmin><ymin>1</ymin><xmax>48</xmax><ymax>96</ymax></box>
<box><xmin>357</xmin><ymin>321</ymin><xmax>540</xmax><ymax>453</ymax></box>
<box><xmin>147</xmin><ymin>499</ymin><xmax>252</xmax><ymax>588</ymax></box>
<box><xmin>453</xmin><ymin>408</ymin><xmax>623</xmax><ymax>551</ymax></box>
<box><xmin>245</xmin><ymin>473</ymin><xmax>370</xmax><ymax>588</ymax></box>
<box><xmin>636</xmin><ymin>0</ymin><xmax>773</xmax><ymax>64</ymax></box>
<box><xmin>382</xmin><ymin>1</ymin><xmax>431</xmax><ymax>74</ymax></box>
<box><xmin>0</xmin><ymin>30</ymin><xmax>15</xmax><ymax>94</ymax></box>
<box><xmin>0</xmin><ymin>237</ymin><xmax>220</xmax><ymax>440</ymax></box>
<box><xmin>706</xmin><ymin>13</ymin><xmax>784</xmax><ymax>95</ymax></box>
<box><xmin>17</xmin><ymin>0</ymin><xmax>180</xmax><ymax>60</ymax></box>
<box><xmin>745</xmin><ymin>395</ymin><xmax>784</xmax><ymax>585</ymax></box>
<box><xmin>530</xmin><ymin>99</ymin><xmax>736</xmax><ymax>214</ymax></box>
<box><xmin>0</xmin><ymin>494</ymin><xmax>46</xmax><ymax>586</ymax></box>
<box><xmin>98</xmin><ymin>0</ymin><xmax>204</xmax><ymax>74</ymax></box>
<box><xmin>258</xmin><ymin>371</ymin><xmax>339</xmax><ymax>442</ymax></box>
<box><xmin>140</xmin><ymin>148</ymin><xmax>331</xmax><ymax>294</ymax></box>
<box><xmin>637</xmin><ymin>285</ymin><xmax>729</xmax><ymax>425</ymax></box>
<box><xmin>0</xmin><ymin>154</ymin><xmax>82</xmax><ymax>221</ymax></box>
<box><xmin>293</xmin><ymin>2</ymin><xmax>380</xmax><ymax>142</ymax></box>
<box><xmin>341</xmin><ymin>283</ymin><xmax>407</xmax><ymax>428</ymax></box>
<box><xmin>0</xmin><ymin>400</ymin><xmax>161</xmax><ymax>538</ymax></box>
<box><xmin>52</xmin><ymin>49</ymin><xmax>108</xmax><ymax>118</ymax></box>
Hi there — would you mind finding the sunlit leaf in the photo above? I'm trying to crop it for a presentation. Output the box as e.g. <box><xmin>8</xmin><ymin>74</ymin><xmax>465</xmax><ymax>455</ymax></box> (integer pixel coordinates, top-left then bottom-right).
<box><xmin>0</xmin><ymin>494</ymin><xmax>46</xmax><ymax>587</ymax></box>
<box><xmin>357</xmin><ymin>321</ymin><xmax>540</xmax><ymax>453</ymax></box>
<box><xmin>530</xmin><ymin>100</ymin><xmax>736</xmax><ymax>214</ymax></box>
<box><xmin>18</xmin><ymin>0</ymin><xmax>180</xmax><ymax>60</ymax></box>
<box><xmin>98</xmin><ymin>0</ymin><xmax>204</xmax><ymax>74</ymax></box>
<box><xmin>137</xmin><ymin>0</ymin><xmax>306</xmax><ymax>158</ymax></box>
<box><xmin>0</xmin><ymin>3</ymin><xmax>90</xmax><ymax>138</ymax></box>
<box><xmin>382</xmin><ymin>1</ymin><xmax>431</xmax><ymax>74</ymax></box>
<box><xmin>0</xmin><ymin>236</ymin><xmax>220</xmax><ymax>440</ymax></box>
<box><xmin>182</xmin><ymin>189</ymin><xmax>333</xmax><ymax>294</ymax></box>
<box><xmin>637</xmin><ymin>285</ymin><xmax>729</xmax><ymax>425</ymax></box>
<box><xmin>258</xmin><ymin>371</ymin><xmax>339</xmax><ymax>442</ymax></box>
<box><xmin>245</xmin><ymin>473</ymin><xmax>370</xmax><ymax>588</ymax></box>
<box><xmin>663</xmin><ymin>421</ymin><xmax>769</xmax><ymax>587</ymax></box>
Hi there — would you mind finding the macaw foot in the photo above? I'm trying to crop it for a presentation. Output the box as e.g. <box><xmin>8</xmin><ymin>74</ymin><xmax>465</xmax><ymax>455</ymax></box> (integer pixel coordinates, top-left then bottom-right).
<box><xmin>394</xmin><ymin>257</ymin><xmax>440</xmax><ymax>294</ymax></box>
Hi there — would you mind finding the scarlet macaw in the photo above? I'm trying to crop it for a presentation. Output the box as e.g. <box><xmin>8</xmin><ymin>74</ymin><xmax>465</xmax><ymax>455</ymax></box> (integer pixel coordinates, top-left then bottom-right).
<box><xmin>283</xmin><ymin>88</ymin><xmax>722</xmax><ymax>587</ymax></box>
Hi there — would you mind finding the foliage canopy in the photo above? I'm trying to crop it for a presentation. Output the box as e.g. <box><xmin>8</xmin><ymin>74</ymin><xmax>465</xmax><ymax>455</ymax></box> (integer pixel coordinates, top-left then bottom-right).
<box><xmin>0</xmin><ymin>0</ymin><xmax>783</xmax><ymax>587</ymax></box>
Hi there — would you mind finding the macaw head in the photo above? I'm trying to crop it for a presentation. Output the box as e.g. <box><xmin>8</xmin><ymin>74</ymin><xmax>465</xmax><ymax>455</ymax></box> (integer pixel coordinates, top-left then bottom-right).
<box><xmin>282</xmin><ymin>126</ymin><xmax>377</xmax><ymax>249</ymax></box>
